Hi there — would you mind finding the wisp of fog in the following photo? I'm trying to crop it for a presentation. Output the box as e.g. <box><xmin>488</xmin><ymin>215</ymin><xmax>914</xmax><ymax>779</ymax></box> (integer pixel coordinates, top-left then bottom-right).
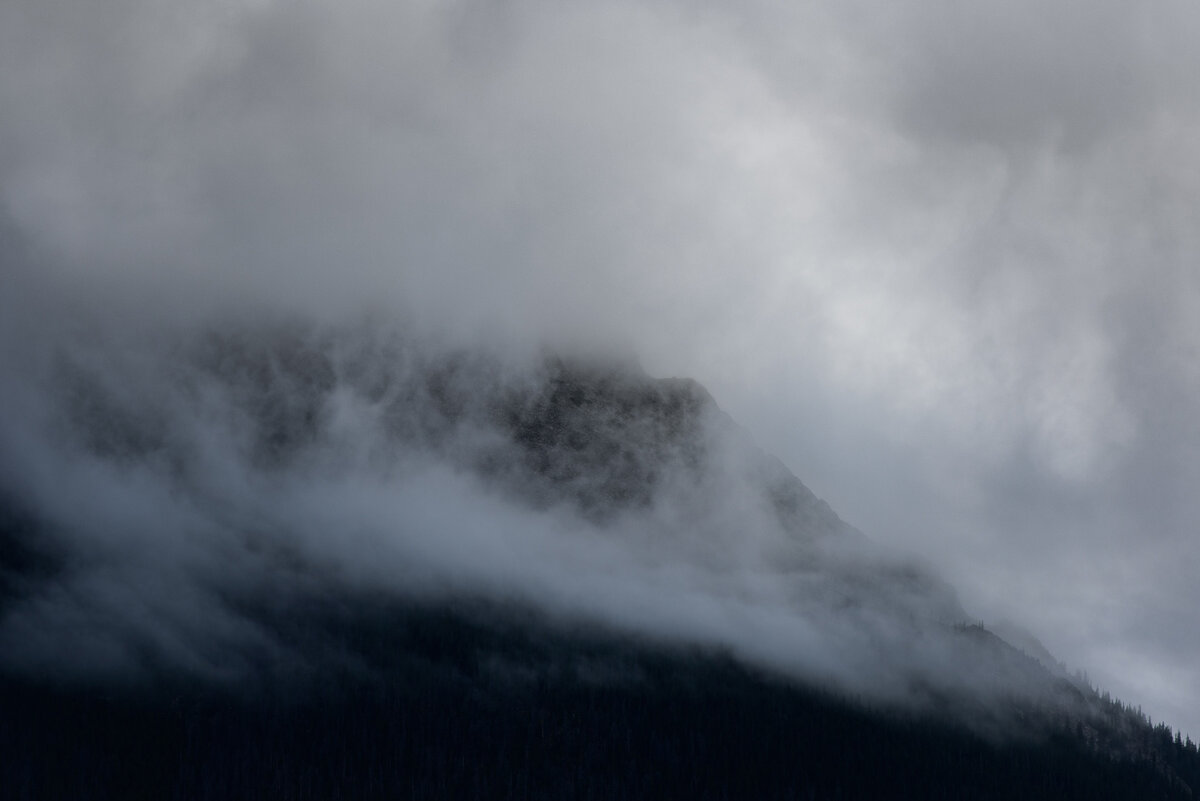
<box><xmin>0</xmin><ymin>296</ymin><xmax>1079</xmax><ymax>731</ymax></box>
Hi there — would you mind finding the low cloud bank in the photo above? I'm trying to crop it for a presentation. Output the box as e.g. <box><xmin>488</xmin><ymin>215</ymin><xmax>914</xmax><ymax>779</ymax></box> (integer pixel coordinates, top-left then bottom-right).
<box><xmin>0</xmin><ymin>304</ymin><xmax>1080</xmax><ymax>730</ymax></box>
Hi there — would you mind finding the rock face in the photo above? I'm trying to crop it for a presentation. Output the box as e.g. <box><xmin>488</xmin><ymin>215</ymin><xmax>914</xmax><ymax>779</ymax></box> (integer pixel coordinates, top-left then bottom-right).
<box><xmin>169</xmin><ymin>320</ymin><xmax>855</xmax><ymax>538</ymax></box>
<box><xmin>48</xmin><ymin>315</ymin><xmax>867</xmax><ymax>543</ymax></box>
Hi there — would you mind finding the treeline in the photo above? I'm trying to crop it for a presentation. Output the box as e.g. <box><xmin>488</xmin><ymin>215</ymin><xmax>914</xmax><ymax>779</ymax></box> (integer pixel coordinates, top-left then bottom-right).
<box><xmin>3</xmin><ymin>600</ymin><xmax>1199</xmax><ymax>800</ymax></box>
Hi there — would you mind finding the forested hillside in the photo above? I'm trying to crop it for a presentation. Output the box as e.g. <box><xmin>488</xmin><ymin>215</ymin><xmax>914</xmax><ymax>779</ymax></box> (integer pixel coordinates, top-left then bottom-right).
<box><xmin>2</xmin><ymin>596</ymin><xmax>1198</xmax><ymax>800</ymax></box>
<box><xmin>1</xmin><ymin>321</ymin><xmax>1197</xmax><ymax>799</ymax></box>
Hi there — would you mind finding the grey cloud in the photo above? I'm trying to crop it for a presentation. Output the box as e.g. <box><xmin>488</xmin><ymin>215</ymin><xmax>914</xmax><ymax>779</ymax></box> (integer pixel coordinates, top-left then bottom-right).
<box><xmin>3</xmin><ymin>0</ymin><xmax>1200</xmax><ymax>738</ymax></box>
<box><xmin>2</xmin><ymin>0</ymin><xmax>775</xmax><ymax>346</ymax></box>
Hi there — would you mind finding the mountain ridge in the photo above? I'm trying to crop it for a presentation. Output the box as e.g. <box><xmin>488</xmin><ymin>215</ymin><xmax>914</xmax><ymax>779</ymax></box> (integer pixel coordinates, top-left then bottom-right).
<box><xmin>1</xmin><ymin>314</ymin><xmax>1198</xmax><ymax>797</ymax></box>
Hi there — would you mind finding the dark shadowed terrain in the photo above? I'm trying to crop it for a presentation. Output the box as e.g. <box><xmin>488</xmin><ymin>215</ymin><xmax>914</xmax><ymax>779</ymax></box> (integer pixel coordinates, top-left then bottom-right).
<box><xmin>3</xmin><ymin>593</ymin><xmax>1200</xmax><ymax>800</ymax></box>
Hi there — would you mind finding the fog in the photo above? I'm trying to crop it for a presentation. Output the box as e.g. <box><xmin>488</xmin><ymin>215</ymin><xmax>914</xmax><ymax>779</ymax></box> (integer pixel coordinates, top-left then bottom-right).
<box><xmin>3</xmin><ymin>0</ymin><xmax>1200</xmax><ymax>736</ymax></box>
<box><xmin>0</xmin><ymin>310</ymin><xmax>991</xmax><ymax>712</ymax></box>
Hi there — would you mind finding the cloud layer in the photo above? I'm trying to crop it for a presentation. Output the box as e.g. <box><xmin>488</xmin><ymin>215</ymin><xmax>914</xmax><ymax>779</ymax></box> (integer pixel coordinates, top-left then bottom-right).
<box><xmin>3</xmin><ymin>0</ymin><xmax>1200</xmax><ymax>736</ymax></box>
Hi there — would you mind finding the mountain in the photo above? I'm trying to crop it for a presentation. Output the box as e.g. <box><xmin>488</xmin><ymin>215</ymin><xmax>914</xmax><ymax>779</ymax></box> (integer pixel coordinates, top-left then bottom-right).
<box><xmin>1</xmin><ymin>314</ymin><xmax>1198</xmax><ymax>799</ymax></box>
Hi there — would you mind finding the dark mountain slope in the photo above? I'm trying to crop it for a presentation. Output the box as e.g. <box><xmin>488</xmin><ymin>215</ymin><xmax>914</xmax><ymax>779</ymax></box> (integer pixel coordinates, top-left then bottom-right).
<box><xmin>2</xmin><ymin>593</ymin><xmax>1198</xmax><ymax>801</ymax></box>
<box><xmin>1</xmin><ymin>315</ymin><xmax>1198</xmax><ymax>798</ymax></box>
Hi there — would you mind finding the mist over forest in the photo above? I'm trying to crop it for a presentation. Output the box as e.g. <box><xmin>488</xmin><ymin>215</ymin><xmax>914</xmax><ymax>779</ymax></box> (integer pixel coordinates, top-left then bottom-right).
<box><xmin>0</xmin><ymin>310</ymin><xmax>989</xmax><ymax>707</ymax></box>
<box><xmin>4</xmin><ymin>0</ymin><xmax>1200</xmax><ymax>795</ymax></box>
<box><xmin>3</xmin><ymin>306</ymin><xmax>1198</xmax><ymax>799</ymax></box>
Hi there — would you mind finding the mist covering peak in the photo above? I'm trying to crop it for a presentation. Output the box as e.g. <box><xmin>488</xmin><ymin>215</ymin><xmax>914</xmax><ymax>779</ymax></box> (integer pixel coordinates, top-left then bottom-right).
<box><xmin>0</xmin><ymin>311</ymin><xmax>1091</xmax><ymax>728</ymax></box>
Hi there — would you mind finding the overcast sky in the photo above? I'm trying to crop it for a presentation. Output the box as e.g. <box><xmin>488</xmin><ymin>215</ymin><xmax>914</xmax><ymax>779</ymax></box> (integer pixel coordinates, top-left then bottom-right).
<box><xmin>3</xmin><ymin>0</ymin><xmax>1200</xmax><ymax>737</ymax></box>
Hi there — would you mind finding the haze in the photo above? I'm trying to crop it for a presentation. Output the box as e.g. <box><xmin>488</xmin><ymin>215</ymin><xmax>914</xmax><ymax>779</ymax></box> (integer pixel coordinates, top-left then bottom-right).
<box><xmin>2</xmin><ymin>0</ymin><xmax>1199</xmax><ymax>737</ymax></box>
